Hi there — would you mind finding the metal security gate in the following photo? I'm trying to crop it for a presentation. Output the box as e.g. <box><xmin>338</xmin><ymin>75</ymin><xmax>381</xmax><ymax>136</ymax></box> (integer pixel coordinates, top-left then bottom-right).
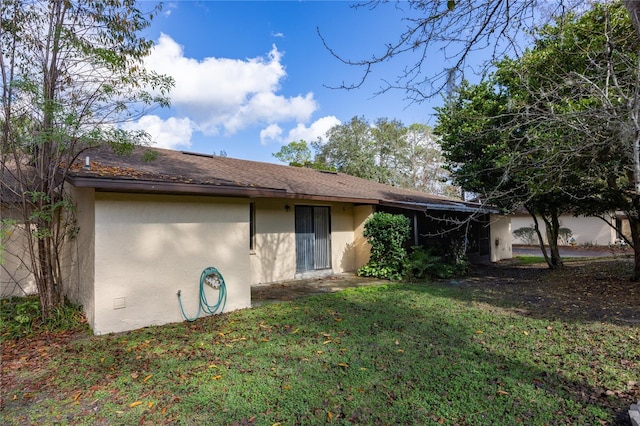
<box><xmin>295</xmin><ymin>206</ymin><xmax>331</xmax><ymax>273</ymax></box>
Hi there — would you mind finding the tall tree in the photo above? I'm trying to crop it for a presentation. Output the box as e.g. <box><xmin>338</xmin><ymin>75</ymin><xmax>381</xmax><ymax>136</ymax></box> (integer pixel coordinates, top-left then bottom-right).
<box><xmin>437</xmin><ymin>2</ymin><xmax>640</xmax><ymax>275</ymax></box>
<box><xmin>272</xmin><ymin>140</ymin><xmax>314</xmax><ymax>166</ymax></box>
<box><xmin>313</xmin><ymin>116</ymin><xmax>380</xmax><ymax>180</ymax></box>
<box><xmin>311</xmin><ymin>116</ymin><xmax>458</xmax><ymax>196</ymax></box>
<box><xmin>0</xmin><ymin>0</ymin><xmax>172</xmax><ymax>318</ymax></box>
<box><xmin>399</xmin><ymin>124</ymin><xmax>458</xmax><ymax>196</ymax></box>
<box><xmin>518</xmin><ymin>2</ymin><xmax>640</xmax><ymax>278</ymax></box>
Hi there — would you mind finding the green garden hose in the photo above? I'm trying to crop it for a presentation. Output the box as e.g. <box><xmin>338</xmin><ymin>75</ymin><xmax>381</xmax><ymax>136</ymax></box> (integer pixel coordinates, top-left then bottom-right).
<box><xmin>177</xmin><ymin>267</ymin><xmax>227</xmax><ymax>321</ymax></box>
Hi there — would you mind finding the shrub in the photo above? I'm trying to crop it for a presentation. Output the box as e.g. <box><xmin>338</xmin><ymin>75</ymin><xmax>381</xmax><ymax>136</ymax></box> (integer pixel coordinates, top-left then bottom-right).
<box><xmin>405</xmin><ymin>246</ymin><xmax>469</xmax><ymax>281</ymax></box>
<box><xmin>558</xmin><ymin>227</ymin><xmax>573</xmax><ymax>245</ymax></box>
<box><xmin>357</xmin><ymin>212</ymin><xmax>410</xmax><ymax>280</ymax></box>
<box><xmin>0</xmin><ymin>296</ymin><xmax>87</xmax><ymax>340</ymax></box>
<box><xmin>513</xmin><ymin>226</ymin><xmax>538</xmax><ymax>245</ymax></box>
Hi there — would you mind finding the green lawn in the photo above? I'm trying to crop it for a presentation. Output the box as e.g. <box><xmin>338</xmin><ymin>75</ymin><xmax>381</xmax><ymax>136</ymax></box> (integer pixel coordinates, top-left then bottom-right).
<box><xmin>2</xmin><ymin>280</ymin><xmax>638</xmax><ymax>425</ymax></box>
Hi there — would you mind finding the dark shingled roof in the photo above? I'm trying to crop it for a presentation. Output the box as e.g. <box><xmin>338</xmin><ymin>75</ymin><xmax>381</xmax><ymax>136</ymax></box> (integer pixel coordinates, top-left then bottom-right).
<box><xmin>65</xmin><ymin>146</ymin><xmax>487</xmax><ymax>213</ymax></box>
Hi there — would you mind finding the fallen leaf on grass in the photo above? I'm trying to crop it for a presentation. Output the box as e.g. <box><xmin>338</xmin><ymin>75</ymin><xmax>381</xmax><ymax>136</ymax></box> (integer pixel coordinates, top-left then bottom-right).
<box><xmin>143</xmin><ymin>374</ymin><xmax>153</xmax><ymax>382</ymax></box>
<box><xmin>212</xmin><ymin>375</ymin><xmax>222</xmax><ymax>380</ymax></box>
<box><xmin>338</xmin><ymin>362</ymin><xmax>349</xmax><ymax>368</ymax></box>
<box><xmin>129</xmin><ymin>401</ymin><xmax>143</xmax><ymax>408</ymax></box>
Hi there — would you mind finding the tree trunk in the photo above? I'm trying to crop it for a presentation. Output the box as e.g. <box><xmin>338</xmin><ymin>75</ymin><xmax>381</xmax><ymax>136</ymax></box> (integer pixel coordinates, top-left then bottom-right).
<box><xmin>529</xmin><ymin>211</ymin><xmax>552</xmax><ymax>267</ymax></box>
<box><xmin>542</xmin><ymin>213</ymin><xmax>564</xmax><ymax>269</ymax></box>
<box><xmin>624</xmin><ymin>0</ymin><xmax>640</xmax><ymax>41</ymax></box>
<box><xmin>629</xmin><ymin>215</ymin><xmax>640</xmax><ymax>281</ymax></box>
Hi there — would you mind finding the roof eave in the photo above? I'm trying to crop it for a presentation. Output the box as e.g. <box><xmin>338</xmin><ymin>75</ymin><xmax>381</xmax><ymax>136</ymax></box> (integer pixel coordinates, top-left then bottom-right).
<box><xmin>66</xmin><ymin>176</ymin><xmax>381</xmax><ymax>205</ymax></box>
<box><xmin>379</xmin><ymin>200</ymin><xmax>498</xmax><ymax>214</ymax></box>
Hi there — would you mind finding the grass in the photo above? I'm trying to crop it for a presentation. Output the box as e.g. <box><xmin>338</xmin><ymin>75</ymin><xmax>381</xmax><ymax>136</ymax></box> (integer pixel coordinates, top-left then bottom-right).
<box><xmin>2</xmin><ymin>281</ymin><xmax>639</xmax><ymax>425</ymax></box>
<box><xmin>513</xmin><ymin>255</ymin><xmax>599</xmax><ymax>265</ymax></box>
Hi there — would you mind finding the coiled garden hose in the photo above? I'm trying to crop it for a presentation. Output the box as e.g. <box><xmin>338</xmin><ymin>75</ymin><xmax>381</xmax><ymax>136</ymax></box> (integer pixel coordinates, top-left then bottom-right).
<box><xmin>177</xmin><ymin>267</ymin><xmax>227</xmax><ymax>322</ymax></box>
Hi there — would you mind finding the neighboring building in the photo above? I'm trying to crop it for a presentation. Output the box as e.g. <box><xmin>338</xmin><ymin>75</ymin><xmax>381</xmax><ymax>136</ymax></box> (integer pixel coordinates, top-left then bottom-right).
<box><xmin>1</xmin><ymin>147</ymin><xmax>511</xmax><ymax>334</ymax></box>
<box><xmin>510</xmin><ymin>211</ymin><xmax>624</xmax><ymax>246</ymax></box>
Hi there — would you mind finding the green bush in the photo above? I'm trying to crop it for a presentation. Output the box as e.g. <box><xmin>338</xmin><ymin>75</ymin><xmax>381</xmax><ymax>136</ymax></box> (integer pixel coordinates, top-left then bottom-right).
<box><xmin>405</xmin><ymin>246</ymin><xmax>469</xmax><ymax>281</ymax></box>
<box><xmin>513</xmin><ymin>226</ymin><xmax>538</xmax><ymax>245</ymax></box>
<box><xmin>558</xmin><ymin>227</ymin><xmax>573</xmax><ymax>245</ymax></box>
<box><xmin>357</xmin><ymin>212</ymin><xmax>411</xmax><ymax>280</ymax></box>
<box><xmin>0</xmin><ymin>296</ymin><xmax>87</xmax><ymax>340</ymax></box>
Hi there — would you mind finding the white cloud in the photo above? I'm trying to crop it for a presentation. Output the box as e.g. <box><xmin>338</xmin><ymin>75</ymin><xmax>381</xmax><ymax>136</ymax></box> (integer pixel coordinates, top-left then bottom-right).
<box><xmin>162</xmin><ymin>3</ymin><xmax>176</xmax><ymax>17</ymax></box>
<box><xmin>123</xmin><ymin>115</ymin><xmax>193</xmax><ymax>150</ymax></box>
<box><xmin>259</xmin><ymin>124</ymin><xmax>283</xmax><ymax>145</ymax></box>
<box><xmin>258</xmin><ymin>115</ymin><xmax>340</xmax><ymax>145</ymax></box>
<box><xmin>143</xmin><ymin>34</ymin><xmax>318</xmax><ymax>138</ymax></box>
<box><xmin>285</xmin><ymin>116</ymin><xmax>341</xmax><ymax>144</ymax></box>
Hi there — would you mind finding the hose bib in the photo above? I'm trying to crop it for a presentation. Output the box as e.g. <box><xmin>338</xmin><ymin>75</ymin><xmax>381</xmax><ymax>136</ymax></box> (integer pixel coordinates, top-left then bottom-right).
<box><xmin>177</xmin><ymin>267</ymin><xmax>227</xmax><ymax>322</ymax></box>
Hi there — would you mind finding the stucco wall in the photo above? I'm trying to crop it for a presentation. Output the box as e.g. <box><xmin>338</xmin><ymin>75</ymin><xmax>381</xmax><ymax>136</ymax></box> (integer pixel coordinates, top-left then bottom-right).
<box><xmin>353</xmin><ymin>205</ymin><xmax>374</xmax><ymax>269</ymax></box>
<box><xmin>490</xmin><ymin>214</ymin><xmax>512</xmax><ymax>262</ymax></box>
<box><xmin>63</xmin><ymin>186</ymin><xmax>96</xmax><ymax>326</ymax></box>
<box><xmin>511</xmin><ymin>213</ymin><xmax>616</xmax><ymax>246</ymax></box>
<box><xmin>0</xmin><ymin>206</ymin><xmax>37</xmax><ymax>298</ymax></box>
<box><xmin>250</xmin><ymin>199</ymin><xmax>296</xmax><ymax>284</ymax></box>
<box><xmin>249</xmin><ymin>200</ymin><xmax>359</xmax><ymax>285</ymax></box>
<box><xmin>92</xmin><ymin>193</ymin><xmax>251</xmax><ymax>335</ymax></box>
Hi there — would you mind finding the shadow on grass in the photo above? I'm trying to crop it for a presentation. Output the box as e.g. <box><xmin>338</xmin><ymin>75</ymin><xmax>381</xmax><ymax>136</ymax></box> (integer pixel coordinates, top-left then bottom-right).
<box><xmin>438</xmin><ymin>258</ymin><xmax>640</xmax><ymax>327</ymax></box>
<box><xmin>0</xmin><ymin>271</ymin><xmax>640</xmax><ymax>425</ymax></box>
<box><xmin>6</xmin><ymin>281</ymin><xmax>634</xmax><ymax>425</ymax></box>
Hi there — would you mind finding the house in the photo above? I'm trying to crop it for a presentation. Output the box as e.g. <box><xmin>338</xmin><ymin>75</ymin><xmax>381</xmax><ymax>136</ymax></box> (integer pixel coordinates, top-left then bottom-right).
<box><xmin>1</xmin><ymin>146</ymin><xmax>511</xmax><ymax>334</ymax></box>
<box><xmin>510</xmin><ymin>210</ymin><xmax>625</xmax><ymax>246</ymax></box>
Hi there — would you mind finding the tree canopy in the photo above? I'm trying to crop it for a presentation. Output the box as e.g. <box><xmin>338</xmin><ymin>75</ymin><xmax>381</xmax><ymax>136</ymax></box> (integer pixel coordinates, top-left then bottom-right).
<box><xmin>0</xmin><ymin>0</ymin><xmax>172</xmax><ymax>317</ymax></box>
<box><xmin>273</xmin><ymin>117</ymin><xmax>458</xmax><ymax>196</ymax></box>
<box><xmin>436</xmin><ymin>1</ymin><xmax>640</xmax><ymax>275</ymax></box>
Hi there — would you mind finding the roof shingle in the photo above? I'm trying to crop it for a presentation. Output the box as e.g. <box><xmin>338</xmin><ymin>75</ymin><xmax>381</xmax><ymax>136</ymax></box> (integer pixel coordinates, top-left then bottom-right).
<box><xmin>66</xmin><ymin>146</ymin><xmax>485</xmax><ymax>212</ymax></box>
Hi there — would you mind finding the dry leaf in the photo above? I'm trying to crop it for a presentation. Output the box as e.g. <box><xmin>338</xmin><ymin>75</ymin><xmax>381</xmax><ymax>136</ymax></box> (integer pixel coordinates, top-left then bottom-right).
<box><xmin>130</xmin><ymin>401</ymin><xmax>143</xmax><ymax>408</ymax></box>
<box><xmin>143</xmin><ymin>374</ymin><xmax>153</xmax><ymax>382</ymax></box>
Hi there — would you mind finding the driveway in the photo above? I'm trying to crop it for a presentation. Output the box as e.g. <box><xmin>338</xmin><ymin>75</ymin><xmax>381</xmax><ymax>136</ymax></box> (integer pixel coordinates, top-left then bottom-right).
<box><xmin>512</xmin><ymin>245</ymin><xmax>628</xmax><ymax>258</ymax></box>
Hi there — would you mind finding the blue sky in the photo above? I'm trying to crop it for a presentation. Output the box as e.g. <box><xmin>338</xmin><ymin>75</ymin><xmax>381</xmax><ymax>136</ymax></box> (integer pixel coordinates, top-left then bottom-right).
<box><xmin>129</xmin><ymin>1</ymin><xmax>455</xmax><ymax>164</ymax></box>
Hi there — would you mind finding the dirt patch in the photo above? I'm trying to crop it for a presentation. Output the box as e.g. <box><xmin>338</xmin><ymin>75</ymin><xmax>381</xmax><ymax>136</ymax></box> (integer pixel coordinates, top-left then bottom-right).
<box><xmin>455</xmin><ymin>257</ymin><xmax>640</xmax><ymax>325</ymax></box>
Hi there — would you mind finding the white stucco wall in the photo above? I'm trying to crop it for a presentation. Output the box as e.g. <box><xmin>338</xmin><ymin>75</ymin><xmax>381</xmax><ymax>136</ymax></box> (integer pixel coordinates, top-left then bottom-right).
<box><xmin>249</xmin><ymin>200</ymin><xmax>360</xmax><ymax>285</ymax></box>
<box><xmin>63</xmin><ymin>186</ymin><xmax>96</xmax><ymax>326</ymax></box>
<box><xmin>353</xmin><ymin>205</ymin><xmax>374</xmax><ymax>269</ymax></box>
<box><xmin>0</xmin><ymin>206</ymin><xmax>37</xmax><ymax>298</ymax></box>
<box><xmin>511</xmin><ymin>213</ymin><xmax>616</xmax><ymax>246</ymax></box>
<box><xmin>489</xmin><ymin>214</ymin><xmax>512</xmax><ymax>262</ymax></box>
<box><xmin>250</xmin><ymin>199</ymin><xmax>296</xmax><ymax>285</ymax></box>
<box><xmin>92</xmin><ymin>193</ymin><xmax>251</xmax><ymax>335</ymax></box>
